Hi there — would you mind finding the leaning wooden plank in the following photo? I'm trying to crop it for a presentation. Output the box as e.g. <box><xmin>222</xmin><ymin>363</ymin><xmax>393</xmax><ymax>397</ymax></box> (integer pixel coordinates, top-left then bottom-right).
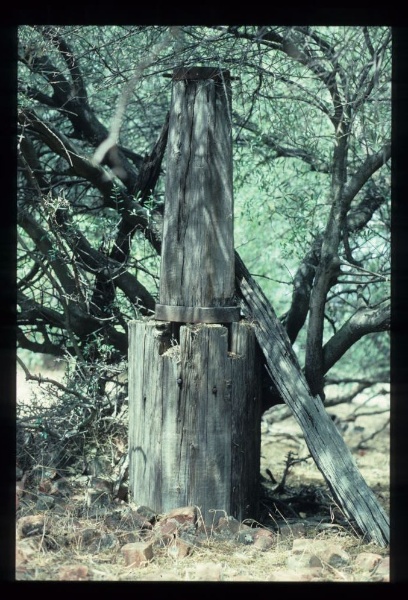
<box><xmin>235</xmin><ymin>252</ymin><xmax>389</xmax><ymax>547</ymax></box>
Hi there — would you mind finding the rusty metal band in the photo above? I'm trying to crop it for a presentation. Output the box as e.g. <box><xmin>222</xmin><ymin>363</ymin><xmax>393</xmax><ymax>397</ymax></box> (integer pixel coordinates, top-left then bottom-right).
<box><xmin>154</xmin><ymin>304</ymin><xmax>240</xmax><ymax>323</ymax></box>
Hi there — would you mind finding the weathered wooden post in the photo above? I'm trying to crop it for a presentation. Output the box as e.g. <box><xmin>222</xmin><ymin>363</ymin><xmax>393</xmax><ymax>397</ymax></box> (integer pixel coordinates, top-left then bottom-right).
<box><xmin>128</xmin><ymin>67</ymin><xmax>262</xmax><ymax>524</ymax></box>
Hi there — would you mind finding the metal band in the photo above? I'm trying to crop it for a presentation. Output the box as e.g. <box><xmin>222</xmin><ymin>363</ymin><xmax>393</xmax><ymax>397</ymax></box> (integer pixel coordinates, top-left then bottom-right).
<box><xmin>155</xmin><ymin>304</ymin><xmax>240</xmax><ymax>323</ymax></box>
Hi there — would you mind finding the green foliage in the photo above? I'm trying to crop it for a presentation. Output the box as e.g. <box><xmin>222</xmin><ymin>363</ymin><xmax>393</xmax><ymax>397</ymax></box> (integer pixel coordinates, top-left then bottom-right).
<box><xmin>17</xmin><ymin>24</ymin><xmax>390</xmax><ymax>391</ymax></box>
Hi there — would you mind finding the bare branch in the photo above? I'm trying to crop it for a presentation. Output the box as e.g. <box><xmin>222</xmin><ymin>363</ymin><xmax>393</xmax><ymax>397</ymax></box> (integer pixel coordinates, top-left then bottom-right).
<box><xmin>17</xmin><ymin>356</ymin><xmax>91</xmax><ymax>404</ymax></box>
<box><xmin>346</xmin><ymin>194</ymin><xmax>386</xmax><ymax>231</ymax></box>
<box><xmin>93</xmin><ymin>27</ymin><xmax>178</xmax><ymax>167</ymax></box>
<box><xmin>354</xmin><ymin>418</ymin><xmax>390</xmax><ymax>451</ymax></box>
<box><xmin>53</xmin><ymin>209</ymin><xmax>155</xmax><ymax>314</ymax></box>
<box><xmin>18</xmin><ymin>210</ymin><xmax>79</xmax><ymax>300</ymax></box>
<box><xmin>322</xmin><ymin>301</ymin><xmax>390</xmax><ymax>375</ymax></box>
<box><xmin>38</xmin><ymin>25</ymin><xmax>88</xmax><ymax>101</ymax></box>
<box><xmin>343</xmin><ymin>143</ymin><xmax>391</xmax><ymax>208</ymax></box>
<box><xmin>19</xmin><ymin>109</ymin><xmax>162</xmax><ymax>251</ymax></box>
<box><xmin>233</xmin><ymin>110</ymin><xmax>327</xmax><ymax>172</ymax></box>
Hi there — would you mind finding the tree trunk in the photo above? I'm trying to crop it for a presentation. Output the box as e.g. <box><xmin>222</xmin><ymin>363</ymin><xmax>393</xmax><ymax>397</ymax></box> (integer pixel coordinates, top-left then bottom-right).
<box><xmin>128</xmin><ymin>319</ymin><xmax>262</xmax><ymax>524</ymax></box>
<box><xmin>235</xmin><ymin>253</ymin><xmax>390</xmax><ymax>547</ymax></box>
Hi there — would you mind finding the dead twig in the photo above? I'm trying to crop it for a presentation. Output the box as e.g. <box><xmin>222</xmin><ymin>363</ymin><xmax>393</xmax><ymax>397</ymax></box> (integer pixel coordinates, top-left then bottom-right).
<box><xmin>354</xmin><ymin>418</ymin><xmax>390</xmax><ymax>451</ymax></box>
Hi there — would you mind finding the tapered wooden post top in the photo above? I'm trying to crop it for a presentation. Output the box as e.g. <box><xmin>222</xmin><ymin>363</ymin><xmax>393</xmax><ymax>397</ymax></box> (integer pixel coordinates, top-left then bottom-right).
<box><xmin>155</xmin><ymin>66</ymin><xmax>240</xmax><ymax>324</ymax></box>
<box><xmin>166</xmin><ymin>66</ymin><xmax>238</xmax><ymax>81</ymax></box>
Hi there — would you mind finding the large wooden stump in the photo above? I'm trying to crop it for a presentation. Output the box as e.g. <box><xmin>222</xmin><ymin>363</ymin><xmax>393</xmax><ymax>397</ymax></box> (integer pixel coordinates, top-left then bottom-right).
<box><xmin>128</xmin><ymin>319</ymin><xmax>261</xmax><ymax>524</ymax></box>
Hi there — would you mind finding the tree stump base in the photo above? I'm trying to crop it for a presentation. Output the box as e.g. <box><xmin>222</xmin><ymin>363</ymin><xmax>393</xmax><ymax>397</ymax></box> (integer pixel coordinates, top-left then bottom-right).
<box><xmin>128</xmin><ymin>320</ymin><xmax>262</xmax><ymax>525</ymax></box>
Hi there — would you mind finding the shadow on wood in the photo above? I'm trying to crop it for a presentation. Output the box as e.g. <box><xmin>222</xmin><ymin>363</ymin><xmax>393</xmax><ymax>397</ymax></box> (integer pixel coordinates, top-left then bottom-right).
<box><xmin>128</xmin><ymin>320</ymin><xmax>262</xmax><ymax>524</ymax></box>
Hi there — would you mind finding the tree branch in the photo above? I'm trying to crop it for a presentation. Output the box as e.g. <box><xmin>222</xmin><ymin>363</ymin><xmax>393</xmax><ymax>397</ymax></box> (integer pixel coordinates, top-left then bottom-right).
<box><xmin>18</xmin><ymin>109</ymin><xmax>162</xmax><ymax>252</ymax></box>
<box><xmin>281</xmin><ymin>235</ymin><xmax>322</xmax><ymax>343</ymax></box>
<box><xmin>233</xmin><ymin>110</ymin><xmax>327</xmax><ymax>172</ymax></box>
<box><xmin>38</xmin><ymin>25</ymin><xmax>88</xmax><ymax>101</ymax></box>
<box><xmin>228</xmin><ymin>26</ymin><xmax>344</xmax><ymax>128</ymax></box>
<box><xmin>18</xmin><ymin>210</ymin><xmax>79</xmax><ymax>301</ymax></box>
<box><xmin>343</xmin><ymin>142</ymin><xmax>391</xmax><ymax>209</ymax></box>
<box><xmin>346</xmin><ymin>193</ymin><xmax>386</xmax><ymax>232</ymax></box>
<box><xmin>281</xmin><ymin>190</ymin><xmax>386</xmax><ymax>344</ymax></box>
<box><xmin>17</xmin><ymin>328</ymin><xmax>67</xmax><ymax>357</ymax></box>
<box><xmin>89</xmin><ymin>113</ymin><xmax>168</xmax><ymax>317</ymax></box>
<box><xmin>17</xmin><ymin>290</ymin><xmax>66</xmax><ymax>330</ymax></box>
<box><xmin>53</xmin><ymin>208</ymin><xmax>155</xmax><ymax>314</ymax></box>
<box><xmin>18</xmin><ymin>84</ymin><xmax>57</xmax><ymax>108</ymax></box>
<box><xmin>20</xmin><ymin>33</ymin><xmax>143</xmax><ymax>191</ymax></box>
<box><xmin>17</xmin><ymin>356</ymin><xmax>90</xmax><ymax>404</ymax></box>
<box><xmin>322</xmin><ymin>302</ymin><xmax>390</xmax><ymax>375</ymax></box>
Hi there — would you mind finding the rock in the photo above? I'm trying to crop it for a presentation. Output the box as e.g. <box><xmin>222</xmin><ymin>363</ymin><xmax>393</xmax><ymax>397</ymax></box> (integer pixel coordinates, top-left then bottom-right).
<box><xmin>85</xmin><ymin>505</ymin><xmax>111</xmax><ymax>518</ymax></box>
<box><xmin>154</xmin><ymin>518</ymin><xmax>178</xmax><ymax>545</ymax></box>
<box><xmin>371</xmin><ymin>556</ymin><xmax>389</xmax><ymax>582</ymax></box>
<box><xmin>88</xmin><ymin>532</ymin><xmax>119</xmax><ymax>553</ymax></box>
<box><xmin>87</xmin><ymin>455</ymin><xmax>112</xmax><ymax>478</ymax></box>
<box><xmin>236</xmin><ymin>530</ymin><xmax>255</xmax><ymax>545</ymax></box>
<box><xmin>59</xmin><ymin>565</ymin><xmax>89</xmax><ymax>581</ymax></box>
<box><xmin>238</xmin><ymin>527</ymin><xmax>275</xmax><ymax>550</ymax></box>
<box><xmin>253</xmin><ymin>535</ymin><xmax>274</xmax><ymax>551</ymax></box>
<box><xmin>16</xmin><ymin>515</ymin><xmax>46</xmax><ymax>539</ymax></box>
<box><xmin>195</xmin><ymin>562</ymin><xmax>222</xmax><ymax>581</ymax></box>
<box><xmin>253</xmin><ymin>528</ymin><xmax>275</xmax><ymax>541</ymax></box>
<box><xmin>154</xmin><ymin>507</ymin><xmax>198</xmax><ymax>546</ymax></box>
<box><xmin>135</xmin><ymin>505</ymin><xmax>157</xmax><ymax>523</ymax></box>
<box><xmin>35</xmin><ymin>493</ymin><xmax>55</xmax><ymax>510</ymax></box>
<box><xmin>287</xmin><ymin>553</ymin><xmax>323</xmax><ymax>569</ymax></box>
<box><xmin>15</xmin><ymin>538</ymin><xmax>38</xmax><ymax>566</ymax></box>
<box><xmin>324</xmin><ymin>545</ymin><xmax>351</xmax><ymax>568</ymax></box>
<box><xmin>117</xmin><ymin>532</ymin><xmax>140</xmax><ymax>545</ymax></box>
<box><xmin>81</xmin><ymin>528</ymin><xmax>99</xmax><ymax>547</ymax></box>
<box><xmin>162</xmin><ymin>506</ymin><xmax>197</xmax><ymax>527</ymax></box>
<box><xmin>38</xmin><ymin>478</ymin><xmax>52</xmax><ymax>494</ymax></box>
<box><xmin>268</xmin><ymin>567</ymin><xmax>324</xmax><ymax>582</ymax></box>
<box><xmin>86</xmin><ymin>477</ymin><xmax>112</xmax><ymax>508</ymax></box>
<box><xmin>31</xmin><ymin>466</ymin><xmax>56</xmax><ymax>485</ymax></box>
<box><xmin>355</xmin><ymin>552</ymin><xmax>383</xmax><ymax>572</ymax></box>
<box><xmin>217</xmin><ymin>515</ymin><xmax>241</xmax><ymax>535</ymax></box>
<box><xmin>291</xmin><ymin>537</ymin><xmax>313</xmax><ymax>553</ymax></box>
<box><xmin>179</xmin><ymin>530</ymin><xmax>200</xmax><ymax>547</ymax></box>
<box><xmin>292</xmin><ymin>538</ymin><xmax>350</xmax><ymax>567</ymax></box>
<box><xmin>50</xmin><ymin>478</ymin><xmax>71</xmax><ymax>496</ymax></box>
<box><xmin>167</xmin><ymin>537</ymin><xmax>193</xmax><ymax>559</ymax></box>
<box><xmin>121</xmin><ymin>541</ymin><xmax>154</xmax><ymax>567</ymax></box>
<box><xmin>104</xmin><ymin>508</ymin><xmax>152</xmax><ymax>531</ymax></box>
<box><xmin>279</xmin><ymin>522</ymin><xmax>306</xmax><ymax>539</ymax></box>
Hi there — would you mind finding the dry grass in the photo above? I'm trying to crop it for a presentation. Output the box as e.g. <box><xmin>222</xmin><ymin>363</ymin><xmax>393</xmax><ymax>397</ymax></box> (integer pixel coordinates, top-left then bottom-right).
<box><xmin>16</xmin><ymin>366</ymin><xmax>390</xmax><ymax>582</ymax></box>
<box><xmin>16</xmin><ymin>503</ymin><xmax>388</xmax><ymax>582</ymax></box>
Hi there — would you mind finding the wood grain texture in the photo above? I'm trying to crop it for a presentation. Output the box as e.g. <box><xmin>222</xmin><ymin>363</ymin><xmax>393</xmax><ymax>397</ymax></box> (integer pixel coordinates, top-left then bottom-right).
<box><xmin>158</xmin><ymin>71</ymin><xmax>235</xmax><ymax>311</ymax></box>
<box><xmin>235</xmin><ymin>252</ymin><xmax>389</xmax><ymax>547</ymax></box>
<box><xmin>128</xmin><ymin>320</ymin><xmax>261</xmax><ymax>524</ymax></box>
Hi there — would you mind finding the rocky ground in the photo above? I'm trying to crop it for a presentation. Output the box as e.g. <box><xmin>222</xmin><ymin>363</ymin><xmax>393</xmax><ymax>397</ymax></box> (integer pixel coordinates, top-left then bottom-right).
<box><xmin>16</xmin><ymin>366</ymin><xmax>390</xmax><ymax>582</ymax></box>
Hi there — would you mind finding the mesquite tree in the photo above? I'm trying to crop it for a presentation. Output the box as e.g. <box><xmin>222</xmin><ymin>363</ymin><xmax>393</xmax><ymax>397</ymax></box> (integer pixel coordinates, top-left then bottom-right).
<box><xmin>17</xmin><ymin>26</ymin><xmax>390</xmax><ymax>464</ymax></box>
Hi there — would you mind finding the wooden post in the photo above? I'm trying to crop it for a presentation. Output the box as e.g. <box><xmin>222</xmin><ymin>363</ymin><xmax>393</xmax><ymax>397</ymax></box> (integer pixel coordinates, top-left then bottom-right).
<box><xmin>128</xmin><ymin>321</ymin><xmax>261</xmax><ymax>522</ymax></box>
<box><xmin>155</xmin><ymin>67</ymin><xmax>240</xmax><ymax>324</ymax></box>
<box><xmin>128</xmin><ymin>67</ymin><xmax>262</xmax><ymax>524</ymax></box>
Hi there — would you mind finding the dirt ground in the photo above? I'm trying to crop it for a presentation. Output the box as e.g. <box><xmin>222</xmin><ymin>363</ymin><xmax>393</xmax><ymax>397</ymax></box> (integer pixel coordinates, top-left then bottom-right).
<box><xmin>16</xmin><ymin>365</ymin><xmax>390</xmax><ymax>582</ymax></box>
